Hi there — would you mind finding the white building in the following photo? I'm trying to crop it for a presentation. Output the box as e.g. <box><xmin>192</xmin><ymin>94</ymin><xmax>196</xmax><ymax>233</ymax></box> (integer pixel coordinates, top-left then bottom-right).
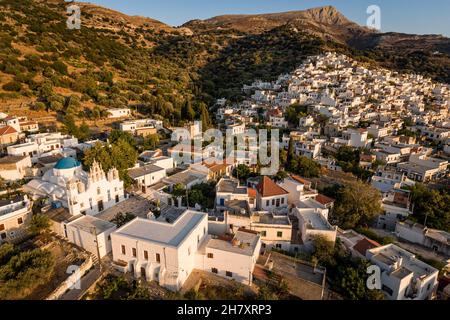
<box><xmin>128</xmin><ymin>164</ymin><xmax>167</xmax><ymax>193</ymax></box>
<box><xmin>0</xmin><ymin>196</ymin><xmax>32</xmax><ymax>243</ymax></box>
<box><xmin>294</xmin><ymin>206</ymin><xmax>337</xmax><ymax>247</ymax></box>
<box><xmin>395</xmin><ymin>221</ymin><xmax>450</xmax><ymax>256</ymax></box>
<box><xmin>279</xmin><ymin>175</ymin><xmax>318</xmax><ymax>205</ymax></box>
<box><xmin>108</xmin><ymin>108</ymin><xmax>131</xmax><ymax>119</ymax></box>
<box><xmin>366</xmin><ymin>244</ymin><xmax>439</xmax><ymax>300</ymax></box>
<box><xmin>111</xmin><ymin>209</ymin><xmax>261</xmax><ymax>291</ymax></box>
<box><xmin>256</xmin><ymin>176</ymin><xmax>289</xmax><ymax>212</ymax></box>
<box><xmin>397</xmin><ymin>154</ymin><xmax>448</xmax><ymax>182</ymax></box>
<box><xmin>0</xmin><ymin>155</ymin><xmax>31</xmax><ymax>181</ymax></box>
<box><xmin>198</xmin><ymin>229</ymin><xmax>261</xmax><ymax>285</ymax></box>
<box><xmin>7</xmin><ymin>132</ymin><xmax>78</xmax><ymax>164</ymax></box>
<box><xmin>342</xmin><ymin>128</ymin><xmax>372</xmax><ymax>148</ymax></box>
<box><xmin>111</xmin><ymin>210</ymin><xmax>209</xmax><ymax>291</ymax></box>
<box><xmin>226</xmin><ymin>123</ymin><xmax>246</xmax><ymax>136</ymax></box>
<box><xmin>65</xmin><ymin>215</ymin><xmax>116</xmax><ymax>259</ymax></box>
<box><xmin>25</xmin><ymin>158</ymin><xmax>125</xmax><ymax>216</ymax></box>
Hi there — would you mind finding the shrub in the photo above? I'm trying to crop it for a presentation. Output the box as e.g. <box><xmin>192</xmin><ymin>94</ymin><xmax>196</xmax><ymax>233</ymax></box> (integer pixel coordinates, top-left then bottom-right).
<box><xmin>51</xmin><ymin>61</ymin><xmax>68</xmax><ymax>75</ymax></box>
<box><xmin>2</xmin><ymin>81</ymin><xmax>22</xmax><ymax>92</ymax></box>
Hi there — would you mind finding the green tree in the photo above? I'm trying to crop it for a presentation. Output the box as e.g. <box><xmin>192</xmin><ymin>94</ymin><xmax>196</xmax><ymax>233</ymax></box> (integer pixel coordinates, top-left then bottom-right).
<box><xmin>188</xmin><ymin>189</ymin><xmax>204</xmax><ymax>208</ymax></box>
<box><xmin>233</xmin><ymin>164</ymin><xmax>252</xmax><ymax>182</ymax></box>
<box><xmin>143</xmin><ymin>134</ymin><xmax>160</xmax><ymax>150</ymax></box>
<box><xmin>200</xmin><ymin>103</ymin><xmax>211</xmax><ymax>131</ymax></box>
<box><xmin>311</xmin><ymin>235</ymin><xmax>337</xmax><ymax>268</ymax></box>
<box><xmin>109</xmin><ymin>130</ymin><xmax>135</xmax><ymax>147</ymax></box>
<box><xmin>83</xmin><ymin>142</ymin><xmax>113</xmax><ymax>171</ymax></box>
<box><xmin>331</xmin><ymin>180</ymin><xmax>382</xmax><ymax>229</ymax></box>
<box><xmin>181</xmin><ymin>100</ymin><xmax>195</xmax><ymax>121</ymax></box>
<box><xmin>409</xmin><ymin>184</ymin><xmax>450</xmax><ymax>231</ymax></box>
<box><xmin>0</xmin><ymin>247</ymin><xmax>55</xmax><ymax>300</ymax></box>
<box><xmin>172</xmin><ymin>183</ymin><xmax>186</xmax><ymax>198</ymax></box>
<box><xmin>285</xmin><ymin>103</ymin><xmax>308</xmax><ymax>126</ymax></box>
<box><xmin>27</xmin><ymin>214</ymin><xmax>50</xmax><ymax>236</ymax></box>
<box><xmin>287</xmin><ymin>155</ymin><xmax>321</xmax><ymax>178</ymax></box>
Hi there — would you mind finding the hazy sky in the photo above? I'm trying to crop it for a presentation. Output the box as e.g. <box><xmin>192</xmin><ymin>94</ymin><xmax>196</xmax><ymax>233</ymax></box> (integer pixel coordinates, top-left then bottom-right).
<box><xmin>80</xmin><ymin>0</ymin><xmax>450</xmax><ymax>36</ymax></box>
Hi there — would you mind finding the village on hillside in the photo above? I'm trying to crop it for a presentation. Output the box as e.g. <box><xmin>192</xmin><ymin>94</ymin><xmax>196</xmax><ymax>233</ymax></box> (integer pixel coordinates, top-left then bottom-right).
<box><xmin>0</xmin><ymin>52</ymin><xmax>449</xmax><ymax>301</ymax></box>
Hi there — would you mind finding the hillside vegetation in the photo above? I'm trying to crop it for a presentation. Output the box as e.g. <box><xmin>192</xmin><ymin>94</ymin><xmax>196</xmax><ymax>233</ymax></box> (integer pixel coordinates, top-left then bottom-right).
<box><xmin>0</xmin><ymin>0</ymin><xmax>448</xmax><ymax>127</ymax></box>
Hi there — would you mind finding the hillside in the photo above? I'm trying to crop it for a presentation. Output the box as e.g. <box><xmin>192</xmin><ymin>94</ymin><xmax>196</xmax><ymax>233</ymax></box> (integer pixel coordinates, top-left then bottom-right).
<box><xmin>184</xmin><ymin>6</ymin><xmax>373</xmax><ymax>43</ymax></box>
<box><xmin>0</xmin><ymin>0</ymin><xmax>448</xmax><ymax>133</ymax></box>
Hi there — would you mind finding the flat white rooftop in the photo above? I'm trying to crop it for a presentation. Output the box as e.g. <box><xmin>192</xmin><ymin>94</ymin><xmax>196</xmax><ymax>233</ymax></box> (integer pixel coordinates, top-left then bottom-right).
<box><xmin>68</xmin><ymin>215</ymin><xmax>116</xmax><ymax>235</ymax></box>
<box><xmin>206</xmin><ymin>230</ymin><xmax>260</xmax><ymax>256</ymax></box>
<box><xmin>299</xmin><ymin>210</ymin><xmax>332</xmax><ymax>231</ymax></box>
<box><xmin>368</xmin><ymin>244</ymin><xmax>438</xmax><ymax>278</ymax></box>
<box><xmin>114</xmin><ymin>210</ymin><xmax>206</xmax><ymax>247</ymax></box>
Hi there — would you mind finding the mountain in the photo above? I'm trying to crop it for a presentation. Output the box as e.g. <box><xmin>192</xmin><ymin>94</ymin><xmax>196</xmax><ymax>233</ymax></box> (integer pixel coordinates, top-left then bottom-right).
<box><xmin>185</xmin><ymin>6</ymin><xmax>450</xmax><ymax>53</ymax></box>
<box><xmin>184</xmin><ymin>6</ymin><xmax>373</xmax><ymax>43</ymax></box>
<box><xmin>0</xmin><ymin>0</ymin><xmax>448</xmax><ymax>132</ymax></box>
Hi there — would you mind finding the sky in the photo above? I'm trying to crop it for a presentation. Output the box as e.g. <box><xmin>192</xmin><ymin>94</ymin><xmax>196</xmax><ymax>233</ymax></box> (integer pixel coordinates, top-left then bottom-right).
<box><xmin>80</xmin><ymin>0</ymin><xmax>450</xmax><ymax>37</ymax></box>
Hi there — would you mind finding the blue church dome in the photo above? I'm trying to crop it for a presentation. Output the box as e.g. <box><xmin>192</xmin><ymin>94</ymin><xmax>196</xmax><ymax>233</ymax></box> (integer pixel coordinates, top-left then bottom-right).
<box><xmin>54</xmin><ymin>157</ymin><xmax>81</xmax><ymax>170</ymax></box>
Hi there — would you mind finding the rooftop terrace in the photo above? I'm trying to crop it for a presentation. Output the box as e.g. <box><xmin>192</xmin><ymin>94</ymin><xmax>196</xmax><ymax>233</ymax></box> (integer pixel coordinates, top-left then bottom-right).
<box><xmin>115</xmin><ymin>210</ymin><xmax>206</xmax><ymax>247</ymax></box>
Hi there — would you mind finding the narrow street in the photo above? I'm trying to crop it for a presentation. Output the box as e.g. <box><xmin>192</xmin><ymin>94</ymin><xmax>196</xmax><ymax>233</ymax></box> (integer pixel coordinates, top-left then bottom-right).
<box><xmin>59</xmin><ymin>267</ymin><xmax>103</xmax><ymax>300</ymax></box>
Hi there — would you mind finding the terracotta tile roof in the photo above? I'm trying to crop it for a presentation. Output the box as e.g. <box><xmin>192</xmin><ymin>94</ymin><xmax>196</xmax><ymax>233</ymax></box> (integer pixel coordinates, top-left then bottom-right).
<box><xmin>247</xmin><ymin>188</ymin><xmax>257</xmax><ymax>198</ymax></box>
<box><xmin>315</xmin><ymin>194</ymin><xmax>335</xmax><ymax>205</ymax></box>
<box><xmin>353</xmin><ymin>238</ymin><xmax>381</xmax><ymax>256</ymax></box>
<box><xmin>267</xmin><ymin>108</ymin><xmax>283</xmax><ymax>117</ymax></box>
<box><xmin>203</xmin><ymin>162</ymin><xmax>229</xmax><ymax>172</ymax></box>
<box><xmin>0</xmin><ymin>125</ymin><xmax>18</xmax><ymax>135</ymax></box>
<box><xmin>291</xmin><ymin>175</ymin><xmax>311</xmax><ymax>187</ymax></box>
<box><xmin>257</xmin><ymin>176</ymin><xmax>289</xmax><ymax>197</ymax></box>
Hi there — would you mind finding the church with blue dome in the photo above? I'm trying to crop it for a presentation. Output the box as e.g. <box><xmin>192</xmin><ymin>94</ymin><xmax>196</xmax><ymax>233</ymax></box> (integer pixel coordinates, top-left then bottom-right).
<box><xmin>54</xmin><ymin>157</ymin><xmax>81</xmax><ymax>170</ymax></box>
<box><xmin>25</xmin><ymin>157</ymin><xmax>126</xmax><ymax>216</ymax></box>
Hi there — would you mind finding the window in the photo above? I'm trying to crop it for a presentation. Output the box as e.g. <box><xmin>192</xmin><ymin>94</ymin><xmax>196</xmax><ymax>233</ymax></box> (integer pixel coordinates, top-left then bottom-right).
<box><xmin>1</xmin><ymin>233</ymin><xmax>6</xmax><ymax>240</ymax></box>
<box><xmin>272</xmin><ymin>199</ymin><xmax>275</xmax><ymax>206</ymax></box>
<box><xmin>266</xmin><ymin>200</ymin><xmax>270</xmax><ymax>206</ymax></box>
<box><xmin>197</xmin><ymin>235</ymin><xmax>200</xmax><ymax>244</ymax></box>
<box><xmin>211</xmin><ymin>268</ymin><xmax>218</xmax><ymax>274</ymax></box>
<box><xmin>226</xmin><ymin>271</ymin><xmax>233</xmax><ymax>277</ymax></box>
<box><xmin>0</xmin><ymin>224</ymin><xmax>4</xmax><ymax>231</ymax></box>
<box><xmin>121</xmin><ymin>245</ymin><xmax>126</xmax><ymax>255</ymax></box>
<box><xmin>188</xmin><ymin>247</ymin><xmax>191</xmax><ymax>256</ymax></box>
<box><xmin>97</xmin><ymin>187</ymin><xmax>101</xmax><ymax>195</ymax></box>
<box><xmin>276</xmin><ymin>199</ymin><xmax>280</xmax><ymax>207</ymax></box>
<box><xmin>107</xmin><ymin>190</ymin><xmax>111</xmax><ymax>202</ymax></box>
<box><xmin>107</xmin><ymin>235</ymin><xmax>111</xmax><ymax>241</ymax></box>
<box><xmin>132</xmin><ymin>248</ymin><xmax>137</xmax><ymax>257</ymax></box>
<box><xmin>203</xmin><ymin>227</ymin><xmax>206</xmax><ymax>235</ymax></box>
<box><xmin>17</xmin><ymin>217</ymin><xmax>23</xmax><ymax>225</ymax></box>
<box><xmin>207</xmin><ymin>253</ymin><xmax>214</xmax><ymax>259</ymax></box>
<box><xmin>261</xmin><ymin>231</ymin><xmax>267</xmax><ymax>237</ymax></box>
<box><xmin>144</xmin><ymin>250</ymin><xmax>148</xmax><ymax>260</ymax></box>
<box><xmin>156</xmin><ymin>253</ymin><xmax>161</xmax><ymax>263</ymax></box>
<box><xmin>277</xmin><ymin>231</ymin><xmax>283</xmax><ymax>238</ymax></box>
<box><xmin>276</xmin><ymin>244</ymin><xmax>282</xmax><ymax>249</ymax></box>
<box><xmin>281</xmin><ymin>198</ymin><xmax>285</xmax><ymax>204</ymax></box>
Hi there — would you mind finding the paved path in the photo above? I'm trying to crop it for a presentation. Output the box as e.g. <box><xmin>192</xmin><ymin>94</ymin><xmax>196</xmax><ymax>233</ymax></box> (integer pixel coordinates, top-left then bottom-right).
<box><xmin>59</xmin><ymin>268</ymin><xmax>103</xmax><ymax>300</ymax></box>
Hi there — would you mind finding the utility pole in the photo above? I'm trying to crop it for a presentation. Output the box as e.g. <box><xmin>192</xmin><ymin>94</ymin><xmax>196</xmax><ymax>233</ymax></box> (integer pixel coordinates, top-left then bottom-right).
<box><xmin>186</xmin><ymin>189</ymin><xmax>189</xmax><ymax>210</ymax></box>
<box><xmin>92</xmin><ymin>226</ymin><xmax>102</xmax><ymax>272</ymax></box>
<box><xmin>424</xmin><ymin>211</ymin><xmax>429</xmax><ymax>228</ymax></box>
